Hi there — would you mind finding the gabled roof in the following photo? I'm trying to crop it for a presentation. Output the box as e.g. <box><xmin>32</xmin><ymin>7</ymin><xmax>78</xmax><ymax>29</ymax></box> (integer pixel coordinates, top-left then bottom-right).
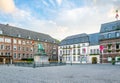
<box><xmin>65</xmin><ymin>33</ymin><xmax>88</xmax><ymax>40</ymax></box>
<box><xmin>0</xmin><ymin>24</ymin><xmax>57</xmax><ymax>43</ymax></box>
<box><xmin>89</xmin><ymin>33</ymin><xmax>99</xmax><ymax>45</ymax></box>
<box><xmin>100</xmin><ymin>20</ymin><xmax>120</xmax><ymax>33</ymax></box>
<box><xmin>60</xmin><ymin>33</ymin><xmax>89</xmax><ymax>45</ymax></box>
<box><xmin>59</xmin><ymin>33</ymin><xmax>100</xmax><ymax>46</ymax></box>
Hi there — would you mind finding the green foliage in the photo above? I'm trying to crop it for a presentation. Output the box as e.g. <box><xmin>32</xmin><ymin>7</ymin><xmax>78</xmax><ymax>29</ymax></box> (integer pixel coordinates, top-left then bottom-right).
<box><xmin>21</xmin><ymin>58</ymin><xmax>34</xmax><ymax>63</ymax></box>
<box><xmin>108</xmin><ymin>49</ymin><xmax>112</xmax><ymax>53</ymax></box>
<box><xmin>89</xmin><ymin>54</ymin><xmax>99</xmax><ymax>56</ymax></box>
<box><xmin>108</xmin><ymin>44</ymin><xmax>112</xmax><ymax>49</ymax></box>
<box><xmin>116</xmin><ymin>49</ymin><xmax>120</xmax><ymax>52</ymax></box>
<box><xmin>117</xmin><ymin>57</ymin><xmax>120</xmax><ymax>61</ymax></box>
<box><xmin>73</xmin><ymin>53</ymin><xmax>76</xmax><ymax>55</ymax></box>
<box><xmin>55</xmin><ymin>39</ymin><xmax>60</xmax><ymax>44</ymax></box>
<box><xmin>77</xmin><ymin>46</ymin><xmax>80</xmax><ymax>48</ymax></box>
<box><xmin>112</xmin><ymin>58</ymin><xmax>115</xmax><ymax>65</ymax></box>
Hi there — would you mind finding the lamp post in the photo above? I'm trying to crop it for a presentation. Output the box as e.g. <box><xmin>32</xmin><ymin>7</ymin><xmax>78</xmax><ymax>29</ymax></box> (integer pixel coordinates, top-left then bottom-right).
<box><xmin>9</xmin><ymin>54</ymin><xmax>10</xmax><ymax>65</ymax></box>
<box><xmin>32</xmin><ymin>41</ymin><xmax>36</xmax><ymax>68</ymax></box>
<box><xmin>70</xmin><ymin>48</ymin><xmax>72</xmax><ymax>65</ymax></box>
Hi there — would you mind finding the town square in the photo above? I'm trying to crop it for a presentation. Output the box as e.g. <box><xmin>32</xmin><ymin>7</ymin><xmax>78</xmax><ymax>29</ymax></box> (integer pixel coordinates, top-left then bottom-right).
<box><xmin>0</xmin><ymin>64</ymin><xmax>120</xmax><ymax>83</ymax></box>
<box><xmin>0</xmin><ymin>0</ymin><xmax>120</xmax><ymax>83</ymax></box>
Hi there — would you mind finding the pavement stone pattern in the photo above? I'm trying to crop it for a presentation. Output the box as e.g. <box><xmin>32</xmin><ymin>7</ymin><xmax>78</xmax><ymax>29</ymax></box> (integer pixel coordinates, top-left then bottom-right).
<box><xmin>0</xmin><ymin>64</ymin><xmax>120</xmax><ymax>83</ymax></box>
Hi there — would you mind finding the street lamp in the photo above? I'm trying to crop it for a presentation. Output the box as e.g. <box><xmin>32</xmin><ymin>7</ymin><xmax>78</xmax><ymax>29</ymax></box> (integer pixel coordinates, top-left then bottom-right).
<box><xmin>32</xmin><ymin>41</ymin><xmax>36</xmax><ymax>68</ymax></box>
<box><xmin>70</xmin><ymin>48</ymin><xmax>72</xmax><ymax>65</ymax></box>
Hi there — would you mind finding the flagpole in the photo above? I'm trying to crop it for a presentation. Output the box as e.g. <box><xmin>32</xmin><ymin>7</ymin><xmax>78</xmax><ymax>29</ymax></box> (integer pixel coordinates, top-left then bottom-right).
<box><xmin>101</xmin><ymin>50</ymin><xmax>103</xmax><ymax>64</ymax></box>
<box><xmin>100</xmin><ymin>45</ymin><xmax>104</xmax><ymax>64</ymax></box>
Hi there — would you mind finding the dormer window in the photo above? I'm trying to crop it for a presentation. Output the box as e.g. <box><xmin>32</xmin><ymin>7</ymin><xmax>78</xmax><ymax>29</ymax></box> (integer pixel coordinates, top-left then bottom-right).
<box><xmin>0</xmin><ymin>30</ymin><xmax>3</xmax><ymax>34</ymax></box>
<box><xmin>105</xmin><ymin>28</ymin><xmax>108</xmax><ymax>32</ymax></box>
<box><xmin>45</xmin><ymin>39</ymin><xmax>47</xmax><ymax>42</ymax></box>
<box><xmin>17</xmin><ymin>34</ymin><xmax>21</xmax><ymax>37</ymax></box>
<box><xmin>37</xmin><ymin>38</ymin><xmax>40</xmax><ymax>41</ymax></box>
<box><xmin>27</xmin><ymin>36</ymin><xmax>31</xmax><ymax>39</ymax></box>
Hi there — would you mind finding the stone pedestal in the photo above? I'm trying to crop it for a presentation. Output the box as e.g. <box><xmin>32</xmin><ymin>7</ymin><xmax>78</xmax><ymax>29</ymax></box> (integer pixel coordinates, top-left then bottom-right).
<box><xmin>34</xmin><ymin>55</ymin><xmax>49</xmax><ymax>65</ymax></box>
<box><xmin>33</xmin><ymin>43</ymin><xmax>49</xmax><ymax>66</ymax></box>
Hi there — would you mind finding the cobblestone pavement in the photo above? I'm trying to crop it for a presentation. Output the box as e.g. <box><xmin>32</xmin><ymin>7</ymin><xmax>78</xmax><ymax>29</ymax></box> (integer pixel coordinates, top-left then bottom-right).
<box><xmin>0</xmin><ymin>64</ymin><xmax>120</xmax><ymax>83</ymax></box>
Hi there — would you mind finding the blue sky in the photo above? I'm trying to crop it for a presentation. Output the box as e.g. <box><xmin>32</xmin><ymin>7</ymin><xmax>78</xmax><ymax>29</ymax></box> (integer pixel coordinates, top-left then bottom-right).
<box><xmin>0</xmin><ymin>0</ymin><xmax>120</xmax><ymax>40</ymax></box>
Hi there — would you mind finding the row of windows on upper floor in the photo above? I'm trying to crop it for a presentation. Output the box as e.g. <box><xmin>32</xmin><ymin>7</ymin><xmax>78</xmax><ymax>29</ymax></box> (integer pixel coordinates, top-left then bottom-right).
<box><xmin>0</xmin><ymin>44</ymin><xmax>57</xmax><ymax>53</ymax></box>
<box><xmin>62</xmin><ymin>56</ymin><xmax>81</xmax><ymax>62</ymax></box>
<box><xmin>13</xmin><ymin>53</ymin><xmax>33</xmax><ymax>59</ymax></box>
<box><xmin>100</xmin><ymin>31</ymin><xmax>120</xmax><ymax>40</ymax></box>
<box><xmin>60</xmin><ymin>48</ymin><xmax>99</xmax><ymax>55</ymax></box>
<box><xmin>0</xmin><ymin>52</ymin><xmax>33</xmax><ymax>59</ymax></box>
<box><xmin>59</xmin><ymin>43</ymin><xmax>88</xmax><ymax>49</ymax></box>
<box><xmin>0</xmin><ymin>45</ymin><xmax>57</xmax><ymax>55</ymax></box>
<box><xmin>102</xmin><ymin>43</ymin><xmax>120</xmax><ymax>49</ymax></box>
<box><xmin>0</xmin><ymin>44</ymin><xmax>34</xmax><ymax>52</ymax></box>
<box><xmin>0</xmin><ymin>38</ymin><xmax>57</xmax><ymax>49</ymax></box>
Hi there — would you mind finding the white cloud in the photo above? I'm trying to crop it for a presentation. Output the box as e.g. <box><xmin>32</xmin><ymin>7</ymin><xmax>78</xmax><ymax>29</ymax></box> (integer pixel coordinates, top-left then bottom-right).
<box><xmin>56</xmin><ymin>0</ymin><xmax>62</xmax><ymax>6</ymax></box>
<box><xmin>0</xmin><ymin>0</ymin><xmax>16</xmax><ymax>13</ymax></box>
<box><xmin>54</xmin><ymin>3</ymin><xmax>117</xmax><ymax>40</ymax></box>
<box><xmin>42</xmin><ymin>0</ymin><xmax>49</xmax><ymax>7</ymax></box>
<box><xmin>1</xmin><ymin>0</ymin><xmax>120</xmax><ymax>41</ymax></box>
<box><xmin>49</xmin><ymin>0</ymin><xmax>56</xmax><ymax>7</ymax></box>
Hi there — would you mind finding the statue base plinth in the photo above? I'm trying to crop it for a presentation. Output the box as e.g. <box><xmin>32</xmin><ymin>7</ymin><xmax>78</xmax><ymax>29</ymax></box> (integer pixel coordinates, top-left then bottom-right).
<box><xmin>34</xmin><ymin>55</ymin><xmax>49</xmax><ymax>65</ymax></box>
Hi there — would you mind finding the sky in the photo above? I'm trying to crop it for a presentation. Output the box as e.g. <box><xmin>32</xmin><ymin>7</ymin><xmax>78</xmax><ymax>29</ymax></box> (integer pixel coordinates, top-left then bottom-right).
<box><xmin>0</xmin><ymin>0</ymin><xmax>120</xmax><ymax>41</ymax></box>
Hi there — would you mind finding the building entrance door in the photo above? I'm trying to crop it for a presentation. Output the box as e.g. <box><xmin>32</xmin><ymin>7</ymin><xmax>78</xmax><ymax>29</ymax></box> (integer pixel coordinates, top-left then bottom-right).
<box><xmin>0</xmin><ymin>58</ymin><xmax>3</xmax><ymax>64</ymax></box>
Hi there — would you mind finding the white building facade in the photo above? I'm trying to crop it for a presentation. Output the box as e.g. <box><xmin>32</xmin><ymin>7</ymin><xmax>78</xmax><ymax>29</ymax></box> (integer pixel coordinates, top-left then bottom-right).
<box><xmin>58</xmin><ymin>43</ymin><xmax>89</xmax><ymax>64</ymax></box>
<box><xmin>58</xmin><ymin>33</ymin><xmax>100</xmax><ymax>64</ymax></box>
<box><xmin>88</xmin><ymin>45</ymin><xmax>100</xmax><ymax>63</ymax></box>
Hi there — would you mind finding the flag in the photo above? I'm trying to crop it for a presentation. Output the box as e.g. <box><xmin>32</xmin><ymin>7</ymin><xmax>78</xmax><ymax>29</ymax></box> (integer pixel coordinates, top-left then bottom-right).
<box><xmin>115</xmin><ymin>10</ymin><xmax>119</xmax><ymax>20</ymax></box>
<box><xmin>83</xmin><ymin>48</ymin><xmax>86</xmax><ymax>53</ymax></box>
<box><xmin>115</xmin><ymin>14</ymin><xmax>119</xmax><ymax>19</ymax></box>
<box><xmin>99</xmin><ymin>45</ymin><xmax>104</xmax><ymax>52</ymax></box>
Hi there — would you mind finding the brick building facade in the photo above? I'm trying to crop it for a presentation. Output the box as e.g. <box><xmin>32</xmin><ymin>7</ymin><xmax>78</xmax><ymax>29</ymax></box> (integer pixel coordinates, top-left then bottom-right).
<box><xmin>100</xmin><ymin>20</ymin><xmax>120</xmax><ymax>63</ymax></box>
<box><xmin>0</xmin><ymin>24</ymin><xmax>58</xmax><ymax>64</ymax></box>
